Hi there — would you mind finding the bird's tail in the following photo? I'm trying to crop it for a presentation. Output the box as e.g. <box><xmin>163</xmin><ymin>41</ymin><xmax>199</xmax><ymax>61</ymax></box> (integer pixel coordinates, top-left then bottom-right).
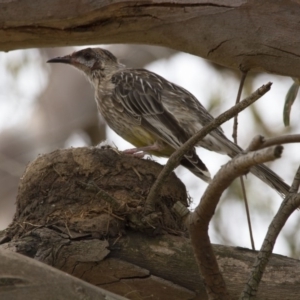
<box><xmin>249</xmin><ymin>163</ymin><xmax>290</xmax><ymax>196</ymax></box>
<box><xmin>210</xmin><ymin>131</ymin><xmax>290</xmax><ymax>196</ymax></box>
<box><xmin>180</xmin><ymin>157</ymin><xmax>212</xmax><ymax>183</ymax></box>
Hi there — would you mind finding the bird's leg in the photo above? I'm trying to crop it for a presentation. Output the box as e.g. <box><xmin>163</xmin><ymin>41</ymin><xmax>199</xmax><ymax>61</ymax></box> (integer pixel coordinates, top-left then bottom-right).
<box><xmin>123</xmin><ymin>142</ymin><xmax>162</xmax><ymax>158</ymax></box>
<box><xmin>124</xmin><ymin>149</ymin><xmax>146</xmax><ymax>158</ymax></box>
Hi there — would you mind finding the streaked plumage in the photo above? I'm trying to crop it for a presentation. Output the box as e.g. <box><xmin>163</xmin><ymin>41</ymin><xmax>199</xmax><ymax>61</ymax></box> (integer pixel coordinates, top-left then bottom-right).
<box><xmin>48</xmin><ymin>47</ymin><xmax>290</xmax><ymax>195</ymax></box>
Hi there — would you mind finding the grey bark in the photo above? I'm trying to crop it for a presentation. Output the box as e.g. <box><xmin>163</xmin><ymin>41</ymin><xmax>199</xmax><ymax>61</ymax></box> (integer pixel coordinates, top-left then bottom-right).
<box><xmin>1</xmin><ymin>0</ymin><xmax>300</xmax><ymax>77</ymax></box>
<box><xmin>0</xmin><ymin>248</ymin><xmax>127</xmax><ymax>300</ymax></box>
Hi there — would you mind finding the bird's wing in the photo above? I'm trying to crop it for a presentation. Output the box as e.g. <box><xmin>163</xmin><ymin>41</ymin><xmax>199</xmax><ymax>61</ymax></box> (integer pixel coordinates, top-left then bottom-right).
<box><xmin>111</xmin><ymin>69</ymin><xmax>191</xmax><ymax>148</ymax></box>
<box><xmin>111</xmin><ymin>69</ymin><xmax>211</xmax><ymax>178</ymax></box>
<box><xmin>157</xmin><ymin>78</ymin><xmax>231</xmax><ymax>154</ymax></box>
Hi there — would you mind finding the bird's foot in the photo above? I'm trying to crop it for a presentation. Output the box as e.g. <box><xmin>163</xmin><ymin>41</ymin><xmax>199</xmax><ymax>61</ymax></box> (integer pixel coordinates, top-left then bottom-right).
<box><xmin>123</xmin><ymin>143</ymin><xmax>161</xmax><ymax>158</ymax></box>
<box><xmin>123</xmin><ymin>148</ymin><xmax>146</xmax><ymax>158</ymax></box>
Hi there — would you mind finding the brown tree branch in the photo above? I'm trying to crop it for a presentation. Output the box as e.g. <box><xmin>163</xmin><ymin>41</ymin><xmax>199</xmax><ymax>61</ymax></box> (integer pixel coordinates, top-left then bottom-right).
<box><xmin>232</xmin><ymin>70</ymin><xmax>248</xmax><ymax>143</ymax></box>
<box><xmin>187</xmin><ymin>145</ymin><xmax>284</xmax><ymax>299</ymax></box>
<box><xmin>245</xmin><ymin>135</ymin><xmax>265</xmax><ymax>152</ymax></box>
<box><xmin>2</xmin><ymin>146</ymin><xmax>300</xmax><ymax>299</ymax></box>
<box><xmin>258</xmin><ymin>134</ymin><xmax>300</xmax><ymax>150</ymax></box>
<box><xmin>232</xmin><ymin>70</ymin><xmax>255</xmax><ymax>251</ymax></box>
<box><xmin>145</xmin><ymin>82</ymin><xmax>272</xmax><ymax>212</ymax></box>
<box><xmin>3</xmin><ymin>228</ymin><xmax>300</xmax><ymax>299</ymax></box>
<box><xmin>0</xmin><ymin>248</ymin><xmax>127</xmax><ymax>300</ymax></box>
<box><xmin>1</xmin><ymin>1</ymin><xmax>300</xmax><ymax>78</ymax></box>
<box><xmin>240</xmin><ymin>164</ymin><xmax>300</xmax><ymax>298</ymax></box>
<box><xmin>240</xmin><ymin>192</ymin><xmax>300</xmax><ymax>299</ymax></box>
<box><xmin>290</xmin><ymin>165</ymin><xmax>300</xmax><ymax>193</ymax></box>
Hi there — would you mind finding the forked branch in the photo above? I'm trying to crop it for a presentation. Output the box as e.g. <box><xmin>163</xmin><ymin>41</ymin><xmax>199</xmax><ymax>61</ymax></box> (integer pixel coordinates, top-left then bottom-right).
<box><xmin>186</xmin><ymin>145</ymin><xmax>284</xmax><ymax>299</ymax></box>
<box><xmin>240</xmin><ymin>165</ymin><xmax>300</xmax><ymax>299</ymax></box>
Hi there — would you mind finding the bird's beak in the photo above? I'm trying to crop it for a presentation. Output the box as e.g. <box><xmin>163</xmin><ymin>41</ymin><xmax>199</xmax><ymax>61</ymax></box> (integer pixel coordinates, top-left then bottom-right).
<box><xmin>47</xmin><ymin>55</ymin><xmax>72</xmax><ymax>64</ymax></box>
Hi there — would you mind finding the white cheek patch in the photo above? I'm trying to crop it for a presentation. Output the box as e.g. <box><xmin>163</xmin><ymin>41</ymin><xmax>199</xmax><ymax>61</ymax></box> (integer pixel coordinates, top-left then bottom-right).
<box><xmin>76</xmin><ymin>56</ymin><xmax>95</xmax><ymax>68</ymax></box>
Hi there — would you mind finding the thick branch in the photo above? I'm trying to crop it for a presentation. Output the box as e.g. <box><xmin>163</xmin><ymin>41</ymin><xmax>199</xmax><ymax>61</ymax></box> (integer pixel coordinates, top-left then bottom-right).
<box><xmin>187</xmin><ymin>145</ymin><xmax>283</xmax><ymax>299</ymax></box>
<box><xmin>2</xmin><ymin>229</ymin><xmax>300</xmax><ymax>300</ymax></box>
<box><xmin>241</xmin><ymin>164</ymin><xmax>300</xmax><ymax>299</ymax></box>
<box><xmin>1</xmin><ymin>147</ymin><xmax>300</xmax><ymax>299</ymax></box>
<box><xmin>0</xmin><ymin>249</ymin><xmax>127</xmax><ymax>300</ymax></box>
<box><xmin>240</xmin><ymin>193</ymin><xmax>300</xmax><ymax>299</ymax></box>
<box><xmin>1</xmin><ymin>1</ymin><xmax>300</xmax><ymax>77</ymax></box>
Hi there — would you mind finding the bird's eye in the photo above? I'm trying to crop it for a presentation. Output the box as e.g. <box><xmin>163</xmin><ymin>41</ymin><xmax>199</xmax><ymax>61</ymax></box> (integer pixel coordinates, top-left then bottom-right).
<box><xmin>83</xmin><ymin>53</ymin><xmax>92</xmax><ymax>60</ymax></box>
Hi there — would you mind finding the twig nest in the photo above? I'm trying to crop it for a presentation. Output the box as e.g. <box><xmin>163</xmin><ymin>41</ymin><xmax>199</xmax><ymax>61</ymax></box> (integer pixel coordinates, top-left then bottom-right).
<box><xmin>8</xmin><ymin>147</ymin><xmax>188</xmax><ymax>239</ymax></box>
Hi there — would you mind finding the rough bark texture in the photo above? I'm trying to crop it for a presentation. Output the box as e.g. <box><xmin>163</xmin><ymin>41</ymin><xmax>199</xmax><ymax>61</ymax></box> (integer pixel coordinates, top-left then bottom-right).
<box><xmin>0</xmin><ymin>249</ymin><xmax>127</xmax><ymax>300</ymax></box>
<box><xmin>1</xmin><ymin>1</ymin><xmax>300</xmax><ymax>78</ymax></box>
<box><xmin>1</xmin><ymin>147</ymin><xmax>300</xmax><ymax>299</ymax></box>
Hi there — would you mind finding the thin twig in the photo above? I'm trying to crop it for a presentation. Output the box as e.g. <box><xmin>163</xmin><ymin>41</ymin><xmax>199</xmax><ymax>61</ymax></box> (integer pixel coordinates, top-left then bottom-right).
<box><xmin>258</xmin><ymin>134</ymin><xmax>300</xmax><ymax>149</ymax></box>
<box><xmin>188</xmin><ymin>145</ymin><xmax>283</xmax><ymax>299</ymax></box>
<box><xmin>239</xmin><ymin>177</ymin><xmax>255</xmax><ymax>250</ymax></box>
<box><xmin>232</xmin><ymin>70</ymin><xmax>248</xmax><ymax>142</ymax></box>
<box><xmin>245</xmin><ymin>135</ymin><xmax>265</xmax><ymax>152</ymax></box>
<box><xmin>240</xmin><ymin>193</ymin><xmax>300</xmax><ymax>299</ymax></box>
<box><xmin>232</xmin><ymin>70</ymin><xmax>255</xmax><ymax>251</ymax></box>
<box><xmin>145</xmin><ymin>83</ymin><xmax>272</xmax><ymax>212</ymax></box>
<box><xmin>290</xmin><ymin>165</ymin><xmax>300</xmax><ymax>193</ymax></box>
<box><xmin>240</xmin><ymin>161</ymin><xmax>300</xmax><ymax>299</ymax></box>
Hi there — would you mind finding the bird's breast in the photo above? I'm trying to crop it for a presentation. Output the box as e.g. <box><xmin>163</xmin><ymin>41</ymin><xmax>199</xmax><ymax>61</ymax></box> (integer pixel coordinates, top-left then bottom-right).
<box><xmin>95</xmin><ymin>93</ymin><xmax>173</xmax><ymax>156</ymax></box>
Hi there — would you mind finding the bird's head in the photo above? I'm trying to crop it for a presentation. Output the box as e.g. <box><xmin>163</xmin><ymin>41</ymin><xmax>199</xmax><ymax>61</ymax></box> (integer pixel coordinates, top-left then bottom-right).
<box><xmin>47</xmin><ymin>48</ymin><xmax>122</xmax><ymax>83</ymax></box>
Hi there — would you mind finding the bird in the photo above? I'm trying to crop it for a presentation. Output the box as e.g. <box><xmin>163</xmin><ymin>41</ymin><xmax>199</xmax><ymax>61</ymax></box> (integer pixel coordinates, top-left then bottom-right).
<box><xmin>47</xmin><ymin>47</ymin><xmax>290</xmax><ymax>196</ymax></box>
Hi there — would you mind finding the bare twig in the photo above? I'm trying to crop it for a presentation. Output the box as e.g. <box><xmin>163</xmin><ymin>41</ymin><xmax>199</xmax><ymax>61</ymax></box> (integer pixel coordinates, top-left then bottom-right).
<box><xmin>145</xmin><ymin>82</ymin><xmax>273</xmax><ymax>212</ymax></box>
<box><xmin>258</xmin><ymin>134</ymin><xmax>300</xmax><ymax>149</ymax></box>
<box><xmin>245</xmin><ymin>135</ymin><xmax>265</xmax><ymax>152</ymax></box>
<box><xmin>232</xmin><ymin>70</ymin><xmax>248</xmax><ymax>142</ymax></box>
<box><xmin>290</xmin><ymin>165</ymin><xmax>300</xmax><ymax>193</ymax></box>
<box><xmin>232</xmin><ymin>70</ymin><xmax>255</xmax><ymax>251</ymax></box>
<box><xmin>187</xmin><ymin>145</ymin><xmax>284</xmax><ymax>300</ymax></box>
<box><xmin>240</xmin><ymin>177</ymin><xmax>255</xmax><ymax>250</ymax></box>
<box><xmin>240</xmin><ymin>177</ymin><xmax>300</xmax><ymax>299</ymax></box>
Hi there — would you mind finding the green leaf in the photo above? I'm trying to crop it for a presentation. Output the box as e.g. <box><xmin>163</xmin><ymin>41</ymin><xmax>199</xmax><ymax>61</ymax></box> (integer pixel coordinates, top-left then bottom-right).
<box><xmin>283</xmin><ymin>80</ymin><xmax>300</xmax><ymax>126</ymax></box>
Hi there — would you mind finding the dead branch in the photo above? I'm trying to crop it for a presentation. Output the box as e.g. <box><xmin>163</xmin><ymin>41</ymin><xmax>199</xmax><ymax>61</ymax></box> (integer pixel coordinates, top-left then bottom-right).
<box><xmin>290</xmin><ymin>165</ymin><xmax>300</xmax><ymax>193</ymax></box>
<box><xmin>241</xmin><ymin>166</ymin><xmax>300</xmax><ymax>299</ymax></box>
<box><xmin>187</xmin><ymin>145</ymin><xmax>284</xmax><ymax>299</ymax></box>
<box><xmin>258</xmin><ymin>134</ymin><xmax>300</xmax><ymax>150</ymax></box>
<box><xmin>232</xmin><ymin>70</ymin><xmax>254</xmax><ymax>251</ymax></box>
<box><xmin>0</xmin><ymin>248</ymin><xmax>127</xmax><ymax>300</ymax></box>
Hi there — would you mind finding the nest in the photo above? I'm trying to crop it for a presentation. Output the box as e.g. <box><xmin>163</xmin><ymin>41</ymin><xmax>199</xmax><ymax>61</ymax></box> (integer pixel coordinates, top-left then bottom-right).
<box><xmin>7</xmin><ymin>147</ymin><xmax>189</xmax><ymax>240</ymax></box>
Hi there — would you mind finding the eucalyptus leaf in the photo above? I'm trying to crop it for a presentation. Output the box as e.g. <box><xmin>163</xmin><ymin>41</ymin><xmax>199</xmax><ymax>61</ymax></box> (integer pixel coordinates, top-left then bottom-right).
<box><xmin>283</xmin><ymin>80</ymin><xmax>300</xmax><ymax>126</ymax></box>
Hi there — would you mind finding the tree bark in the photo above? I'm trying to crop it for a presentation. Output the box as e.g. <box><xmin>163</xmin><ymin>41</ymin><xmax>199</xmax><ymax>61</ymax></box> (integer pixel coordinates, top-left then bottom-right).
<box><xmin>1</xmin><ymin>0</ymin><xmax>300</xmax><ymax>78</ymax></box>
<box><xmin>1</xmin><ymin>147</ymin><xmax>300</xmax><ymax>299</ymax></box>
<box><xmin>2</xmin><ymin>221</ymin><xmax>300</xmax><ymax>299</ymax></box>
<box><xmin>0</xmin><ymin>248</ymin><xmax>127</xmax><ymax>300</ymax></box>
